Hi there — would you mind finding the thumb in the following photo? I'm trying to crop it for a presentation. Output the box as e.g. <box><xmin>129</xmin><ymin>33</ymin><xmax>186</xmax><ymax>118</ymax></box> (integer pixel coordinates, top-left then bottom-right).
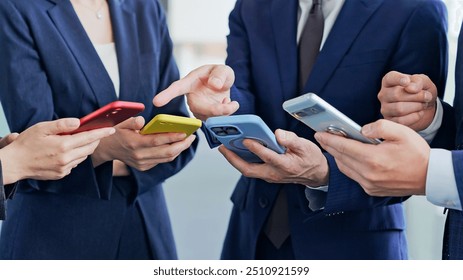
<box><xmin>382</xmin><ymin>71</ymin><xmax>411</xmax><ymax>88</ymax></box>
<box><xmin>361</xmin><ymin>119</ymin><xmax>413</xmax><ymax>141</ymax></box>
<box><xmin>115</xmin><ymin>116</ymin><xmax>145</xmax><ymax>130</ymax></box>
<box><xmin>40</xmin><ymin>118</ymin><xmax>81</xmax><ymax>135</ymax></box>
<box><xmin>207</xmin><ymin>65</ymin><xmax>235</xmax><ymax>90</ymax></box>
<box><xmin>275</xmin><ymin>129</ymin><xmax>303</xmax><ymax>151</ymax></box>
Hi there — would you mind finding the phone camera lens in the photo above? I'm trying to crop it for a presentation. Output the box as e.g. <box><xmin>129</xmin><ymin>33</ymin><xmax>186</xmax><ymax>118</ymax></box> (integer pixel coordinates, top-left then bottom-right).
<box><xmin>212</xmin><ymin>127</ymin><xmax>227</xmax><ymax>136</ymax></box>
<box><xmin>225</xmin><ymin>127</ymin><xmax>239</xmax><ymax>135</ymax></box>
<box><xmin>294</xmin><ymin>111</ymin><xmax>307</xmax><ymax>118</ymax></box>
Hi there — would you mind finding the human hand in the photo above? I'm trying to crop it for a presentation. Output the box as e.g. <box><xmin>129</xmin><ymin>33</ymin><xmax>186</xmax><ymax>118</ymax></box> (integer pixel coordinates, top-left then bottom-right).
<box><xmin>0</xmin><ymin>118</ymin><xmax>115</xmax><ymax>184</ymax></box>
<box><xmin>218</xmin><ymin>129</ymin><xmax>329</xmax><ymax>186</ymax></box>
<box><xmin>153</xmin><ymin>64</ymin><xmax>239</xmax><ymax>120</ymax></box>
<box><xmin>378</xmin><ymin>71</ymin><xmax>437</xmax><ymax>131</ymax></box>
<box><xmin>92</xmin><ymin>116</ymin><xmax>196</xmax><ymax>171</ymax></box>
<box><xmin>315</xmin><ymin>119</ymin><xmax>429</xmax><ymax>196</ymax></box>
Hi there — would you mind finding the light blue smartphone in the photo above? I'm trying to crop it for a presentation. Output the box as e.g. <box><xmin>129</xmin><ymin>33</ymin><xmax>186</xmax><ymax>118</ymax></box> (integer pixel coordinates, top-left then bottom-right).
<box><xmin>204</xmin><ymin>114</ymin><xmax>286</xmax><ymax>163</ymax></box>
<box><xmin>283</xmin><ymin>93</ymin><xmax>382</xmax><ymax>144</ymax></box>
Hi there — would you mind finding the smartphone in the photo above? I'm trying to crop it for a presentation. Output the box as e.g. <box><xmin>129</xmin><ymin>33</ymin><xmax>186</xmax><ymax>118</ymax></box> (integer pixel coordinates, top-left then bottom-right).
<box><xmin>204</xmin><ymin>114</ymin><xmax>286</xmax><ymax>163</ymax></box>
<box><xmin>66</xmin><ymin>100</ymin><xmax>145</xmax><ymax>135</ymax></box>
<box><xmin>140</xmin><ymin>114</ymin><xmax>202</xmax><ymax>136</ymax></box>
<box><xmin>283</xmin><ymin>93</ymin><xmax>381</xmax><ymax>144</ymax></box>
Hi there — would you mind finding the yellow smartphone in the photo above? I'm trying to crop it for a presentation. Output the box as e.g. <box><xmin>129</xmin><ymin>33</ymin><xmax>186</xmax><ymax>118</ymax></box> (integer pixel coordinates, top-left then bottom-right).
<box><xmin>140</xmin><ymin>114</ymin><xmax>202</xmax><ymax>136</ymax></box>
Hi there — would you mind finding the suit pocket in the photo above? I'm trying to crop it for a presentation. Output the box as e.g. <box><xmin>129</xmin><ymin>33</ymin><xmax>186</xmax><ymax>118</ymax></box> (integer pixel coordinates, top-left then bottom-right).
<box><xmin>339</xmin><ymin>50</ymin><xmax>387</xmax><ymax>68</ymax></box>
<box><xmin>230</xmin><ymin>176</ymin><xmax>252</xmax><ymax>211</ymax></box>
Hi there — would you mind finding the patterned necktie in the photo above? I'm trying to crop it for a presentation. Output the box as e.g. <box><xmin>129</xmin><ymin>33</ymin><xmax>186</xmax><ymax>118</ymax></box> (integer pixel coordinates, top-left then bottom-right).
<box><xmin>298</xmin><ymin>0</ymin><xmax>324</xmax><ymax>90</ymax></box>
<box><xmin>263</xmin><ymin>0</ymin><xmax>324</xmax><ymax>249</ymax></box>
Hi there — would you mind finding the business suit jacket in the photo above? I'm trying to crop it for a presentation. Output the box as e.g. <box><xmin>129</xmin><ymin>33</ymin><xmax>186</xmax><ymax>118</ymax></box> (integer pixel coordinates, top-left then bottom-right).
<box><xmin>0</xmin><ymin>0</ymin><xmax>197</xmax><ymax>259</ymax></box>
<box><xmin>223</xmin><ymin>0</ymin><xmax>448</xmax><ymax>259</ymax></box>
<box><xmin>443</xmin><ymin>21</ymin><xmax>463</xmax><ymax>260</ymax></box>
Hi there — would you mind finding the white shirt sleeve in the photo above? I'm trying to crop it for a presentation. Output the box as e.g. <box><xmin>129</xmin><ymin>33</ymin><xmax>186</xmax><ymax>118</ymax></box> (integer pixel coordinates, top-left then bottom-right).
<box><xmin>426</xmin><ymin>149</ymin><xmax>462</xmax><ymax>210</ymax></box>
<box><xmin>418</xmin><ymin>99</ymin><xmax>443</xmax><ymax>143</ymax></box>
<box><xmin>306</xmin><ymin>185</ymin><xmax>329</xmax><ymax>192</ymax></box>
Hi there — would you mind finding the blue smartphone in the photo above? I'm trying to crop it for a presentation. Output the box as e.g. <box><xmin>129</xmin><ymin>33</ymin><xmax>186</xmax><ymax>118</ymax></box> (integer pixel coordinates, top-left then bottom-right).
<box><xmin>283</xmin><ymin>93</ymin><xmax>382</xmax><ymax>144</ymax></box>
<box><xmin>204</xmin><ymin>114</ymin><xmax>286</xmax><ymax>163</ymax></box>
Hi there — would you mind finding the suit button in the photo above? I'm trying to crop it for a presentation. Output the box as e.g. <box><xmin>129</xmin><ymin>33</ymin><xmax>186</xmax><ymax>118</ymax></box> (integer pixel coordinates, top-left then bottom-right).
<box><xmin>259</xmin><ymin>197</ymin><xmax>269</xmax><ymax>208</ymax></box>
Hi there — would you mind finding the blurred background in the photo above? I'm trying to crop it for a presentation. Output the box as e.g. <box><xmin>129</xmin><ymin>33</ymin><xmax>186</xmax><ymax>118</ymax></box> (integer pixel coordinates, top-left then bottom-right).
<box><xmin>0</xmin><ymin>0</ymin><xmax>461</xmax><ymax>260</ymax></box>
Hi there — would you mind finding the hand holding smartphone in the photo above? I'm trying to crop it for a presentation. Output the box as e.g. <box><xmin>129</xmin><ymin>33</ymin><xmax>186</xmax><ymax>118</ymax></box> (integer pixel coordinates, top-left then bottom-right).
<box><xmin>140</xmin><ymin>114</ymin><xmax>202</xmax><ymax>136</ymax></box>
<box><xmin>204</xmin><ymin>114</ymin><xmax>286</xmax><ymax>163</ymax></box>
<box><xmin>283</xmin><ymin>93</ymin><xmax>381</xmax><ymax>144</ymax></box>
<box><xmin>65</xmin><ymin>101</ymin><xmax>145</xmax><ymax>135</ymax></box>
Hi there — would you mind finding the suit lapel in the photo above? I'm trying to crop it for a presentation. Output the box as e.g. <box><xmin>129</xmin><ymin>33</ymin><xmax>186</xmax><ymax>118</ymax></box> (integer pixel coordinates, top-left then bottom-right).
<box><xmin>270</xmin><ymin>0</ymin><xmax>299</xmax><ymax>102</ymax></box>
<box><xmin>303</xmin><ymin>0</ymin><xmax>384</xmax><ymax>94</ymax></box>
<box><xmin>47</xmin><ymin>0</ymin><xmax>117</xmax><ymax>108</ymax></box>
<box><xmin>108</xmin><ymin>0</ymin><xmax>140</xmax><ymax>102</ymax></box>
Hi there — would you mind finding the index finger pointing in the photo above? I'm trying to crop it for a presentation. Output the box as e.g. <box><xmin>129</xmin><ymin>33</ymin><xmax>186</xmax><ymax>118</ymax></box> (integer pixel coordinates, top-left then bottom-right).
<box><xmin>153</xmin><ymin>79</ymin><xmax>193</xmax><ymax>107</ymax></box>
<box><xmin>153</xmin><ymin>65</ymin><xmax>223</xmax><ymax>107</ymax></box>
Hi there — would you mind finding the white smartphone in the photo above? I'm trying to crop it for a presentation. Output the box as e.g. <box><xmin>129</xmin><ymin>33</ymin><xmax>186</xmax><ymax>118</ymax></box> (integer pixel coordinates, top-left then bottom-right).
<box><xmin>282</xmin><ymin>93</ymin><xmax>381</xmax><ymax>144</ymax></box>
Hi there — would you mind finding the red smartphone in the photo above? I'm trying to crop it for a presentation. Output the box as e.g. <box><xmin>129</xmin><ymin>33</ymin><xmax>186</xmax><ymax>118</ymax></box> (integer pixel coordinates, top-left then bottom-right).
<box><xmin>65</xmin><ymin>101</ymin><xmax>145</xmax><ymax>135</ymax></box>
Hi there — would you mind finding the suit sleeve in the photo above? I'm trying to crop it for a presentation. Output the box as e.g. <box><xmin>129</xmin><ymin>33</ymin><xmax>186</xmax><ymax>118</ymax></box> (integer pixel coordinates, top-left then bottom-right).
<box><xmin>452</xmin><ymin>151</ymin><xmax>463</xmax><ymax>208</ymax></box>
<box><xmin>226</xmin><ymin>0</ymin><xmax>256</xmax><ymax>115</ymax></box>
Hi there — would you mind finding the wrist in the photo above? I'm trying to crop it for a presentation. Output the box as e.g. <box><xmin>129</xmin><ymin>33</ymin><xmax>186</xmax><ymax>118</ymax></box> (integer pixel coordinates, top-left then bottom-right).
<box><xmin>91</xmin><ymin>141</ymin><xmax>113</xmax><ymax>167</ymax></box>
<box><xmin>0</xmin><ymin>147</ymin><xmax>24</xmax><ymax>185</ymax></box>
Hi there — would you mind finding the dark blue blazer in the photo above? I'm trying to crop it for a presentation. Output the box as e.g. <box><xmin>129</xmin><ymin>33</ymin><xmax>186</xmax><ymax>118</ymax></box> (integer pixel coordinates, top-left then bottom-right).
<box><xmin>442</xmin><ymin>22</ymin><xmax>463</xmax><ymax>260</ymax></box>
<box><xmin>222</xmin><ymin>0</ymin><xmax>448</xmax><ymax>259</ymax></box>
<box><xmin>0</xmin><ymin>0</ymin><xmax>197</xmax><ymax>259</ymax></box>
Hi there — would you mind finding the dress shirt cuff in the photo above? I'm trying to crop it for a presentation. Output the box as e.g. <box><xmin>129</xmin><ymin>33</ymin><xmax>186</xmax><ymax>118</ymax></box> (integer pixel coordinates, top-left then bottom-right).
<box><xmin>306</xmin><ymin>185</ymin><xmax>329</xmax><ymax>192</ymax></box>
<box><xmin>426</xmin><ymin>149</ymin><xmax>462</xmax><ymax>210</ymax></box>
<box><xmin>418</xmin><ymin>99</ymin><xmax>443</xmax><ymax>143</ymax></box>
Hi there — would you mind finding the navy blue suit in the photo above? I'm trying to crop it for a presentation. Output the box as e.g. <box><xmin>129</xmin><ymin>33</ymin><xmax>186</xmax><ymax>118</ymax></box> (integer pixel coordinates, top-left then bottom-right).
<box><xmin>442</xmin><ymin>22</ymin><xmax>463</xmax><ymax>260</ymax></box>
<box><xmin>222</xmin><ymin>0</ymin><xmax>448</xmax><ymax>259</ymax></box>
<box><xmin>0</xmin><ymin>0</ymin><xmax>197</xmax><ymax>259</ymax></box>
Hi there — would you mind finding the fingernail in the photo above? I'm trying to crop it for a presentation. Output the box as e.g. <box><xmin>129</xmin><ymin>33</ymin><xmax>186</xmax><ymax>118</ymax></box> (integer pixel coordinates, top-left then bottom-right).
<box><xmin>210</xmin><ymin>77</ymin><xmax>224</xmax><ymax>88</ymax></box>
<box><xmin>314</xmin><ymin>133</ymin><xmax>321</xmax><ymax>142</ymax></box>
<box><xmin>66</xmin><ymin>118</ymin><xmax>80</xmax><ymax>128</ymax></box>
<box><xmin>362</xmin><ymin>124</ymin><xmax>372</xmax><ymax>135</ymax></box>
<box><xmin>424</xmin><ymin>91</ymin><xmax>432</xmax><ymax>102</ymax></box>
<box><xmin>108</xmin><ymin>128</ymin><xmax>116</xmax><ymax>135</ymax></box>
<box><xmin>400</xmin><ymin>77</ymin><xmax>409</xmax><ymax>86</ymax></box>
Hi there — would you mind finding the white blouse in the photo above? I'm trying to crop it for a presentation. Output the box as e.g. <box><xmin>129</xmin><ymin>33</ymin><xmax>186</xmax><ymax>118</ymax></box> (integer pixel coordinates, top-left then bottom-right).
<box><xmin>94</xmin><ymin>43</ymin><xmax>120</xmax><ymax>98</ymax></box>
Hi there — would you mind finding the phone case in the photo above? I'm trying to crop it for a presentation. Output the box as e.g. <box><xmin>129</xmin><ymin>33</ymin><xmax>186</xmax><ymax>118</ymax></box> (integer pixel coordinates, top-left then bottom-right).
<box><xmin>67</xmin><ymin>101</ymin><xmax>145</xmax><ymax>135</ymax></box>
<box><xmin>140</xmin><ymin>114</ymin><xmax>202</xmax><ymax>136</ymax></box>
<box><xmin>204</xmin><ymin>114</ymin><xmax>286</xmax><ymax>163</ymax></box>
<box><xmin>283</xmin><ymin>93</ymin><xmax>381</xmax><ymax>144</ymax></box>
